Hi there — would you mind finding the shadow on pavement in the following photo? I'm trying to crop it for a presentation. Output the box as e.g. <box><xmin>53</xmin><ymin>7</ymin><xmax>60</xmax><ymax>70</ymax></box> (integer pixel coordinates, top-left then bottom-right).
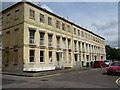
<box><xmin>102</xmin><ymin>72</ymin><xmax>120</xmax><ymax>76</ymax></box>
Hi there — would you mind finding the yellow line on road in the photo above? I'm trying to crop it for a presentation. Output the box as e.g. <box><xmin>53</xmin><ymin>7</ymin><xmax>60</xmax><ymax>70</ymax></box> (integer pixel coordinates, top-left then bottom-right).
<box><xmin>116</xmin><ymin>77</ymin><xmax>120</xmax><ymax>85</ymax></box>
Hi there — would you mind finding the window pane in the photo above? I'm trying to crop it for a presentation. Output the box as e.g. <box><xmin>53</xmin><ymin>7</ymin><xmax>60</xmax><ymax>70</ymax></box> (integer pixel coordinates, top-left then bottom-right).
<box><xmin>68</xmin><ymin>25</ymin><xmax>70</xmax><ymax>32</ymax></box>
<box><xmin>30</xmin><ymin>50</ymin><xmax>34</xmax><ymax>62</ymax></box>
<box><xmin>29</xmin><ymin>29</ymin><xmax>35</xmax><ymax>44</ymax></box>
<box><xmin>49</xmin><ymin>51</ymin><xmax>52</xmax><ymax>62</ymax></box>
<box><xmin>29</xmin><ymin>9</ymin><xmax>35</xmax><ymax>19</ymax></box>
<box><xmin>48</xmin><ymin>35</ymin><xmax>52</xmax><ymax>47</ymax></box>
<box><xmin>15</xmin><ymin>9</ymin><xmax>19</xmax><ymax>20</ymax></box>
<box><xmin>62</xmin><ymin>23</ymin><xmax>65</xmax><ymax>30</ymax></box>
<box><xmin>14</xmin><ymin>50</ymin><xmax>18</xmax><ymax>65</ymax></box>
<box><xmin>40</xmin><ymin>14</ymin><xmax>44</xmax><ymax>23</ymax></box>
<box><xmin>48</xmin><ymin>17</ymin><xmax>52</xmax><ymax>26</ymax></box>
<box><xmin>40</xmin><ymin>51</ymin><xmax>44</xmax><ymax>62</ymax></box>
<box><xmin>40</xmin><ymin>32</ymin><xmax>45</xmax><ymax>46</ymax></box>
<box><xmin>74</xmin><ymin>28</ymin><xmax>76</xmax><ymax>34</ymax></box>
<box><xmin>56</xmin><ymin>20</ymin><xmax>60</xmax><ymax>29</ymax></box>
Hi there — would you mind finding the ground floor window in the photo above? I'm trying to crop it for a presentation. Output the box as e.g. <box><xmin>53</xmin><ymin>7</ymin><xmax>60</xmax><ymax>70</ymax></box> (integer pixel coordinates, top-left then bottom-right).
<box><xmin>79</xmin><ymin>54</ymin><xmax>81</xmax><ymax>61</ymax></box>
<box><xmin>74</xmin><ymin>54</ymin><xmax>77</xmax><ymax>61</ymax></box>
<box><xmin>101</xmin><ymin>56</ymin><xmax>103</xmax><ymax>60</ymax></box>
<box><xmin>14</xmin><ymin>50</ymin><xmax>18</xmax><ymax>65</ymax></box>
<box><xmin>49</xmin><ymin>51</ymin><xmax>52</xmax><ymax>63</ymax></box>
<box><xmin>95</xmin><ymin>56</ymin><xmax>97</xmax><ymax>61</ymax></box>
<box><xmin>63</xmin><ymin>51</ymin><xmax>66</xmax><ymax>63</ymax></box>
<box><xmin>40</xmin><ymin>51</ymin><xmax>44</xmax><ymax>63</ymax></box>
<box><xmin>30</xmin><ymin>50</ymin><xmax>34</xmax><ymax>62</ymax></box>
<box><xmin>86</xmin><ymin>55</ymin><xmax>89</xmax><ymax>61</ymax></box>
<box><xmin>68</xmin><ymin>53</ymin><xmax>71</xmax><ymax>63</ymax></box>
<box><xmin>6</xmin><ymin>51</ymin><xmax>9</xmax><ymax>65</ymax></box>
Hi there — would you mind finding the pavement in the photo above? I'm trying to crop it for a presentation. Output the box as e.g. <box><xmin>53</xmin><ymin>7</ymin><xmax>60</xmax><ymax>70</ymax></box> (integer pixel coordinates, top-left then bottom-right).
<box><xmin>2</xmin><ymin>67</ymin><xmax>92</xmax><ymax>77</ymax></box>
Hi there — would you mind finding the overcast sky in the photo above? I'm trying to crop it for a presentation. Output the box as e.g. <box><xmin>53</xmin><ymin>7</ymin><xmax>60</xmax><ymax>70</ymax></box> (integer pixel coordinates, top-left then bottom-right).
<box><xmin>1</xmin><ymin>0</ymin><xmax>119</xmax><ymax>48</ymax></box>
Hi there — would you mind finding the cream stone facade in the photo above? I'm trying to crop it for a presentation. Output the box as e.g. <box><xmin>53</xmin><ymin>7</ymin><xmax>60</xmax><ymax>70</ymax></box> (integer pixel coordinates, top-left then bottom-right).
<box><xmin>2</xmin><ymin>2</ymin><xmax>106</xmax><ymax>72</ymax></box>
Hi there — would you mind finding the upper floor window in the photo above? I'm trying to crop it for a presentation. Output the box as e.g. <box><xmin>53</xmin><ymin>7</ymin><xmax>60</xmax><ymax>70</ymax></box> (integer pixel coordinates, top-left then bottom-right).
<box><xmin>85</xmin><ymin>33</ymin><xmax>87</xmax><ymax>38</ymax></box>
<box><xmin>14</xmin><ymin>28</ymin><xmax>19</xmax><ymax>45</ymax></box>
<box><xmin>74</xmin><ymin>28</ymin><xmax>76</xmax><ymax>34</ymax></box>
<box><xmin>81</xmin><ymin>31</ymin><xmax>84</xmax><ymax>37</ymax></box>
<box><xmin>62</xmin><ymin>23</ymin><xmax>65</xmax><ymax>30</ymax></box>
<box><xmin>56</xmin><ymin>20</ymin><xmax>60</xmax><ymax>29</ymax></box>
<box><xmin>48</xmin><ymin>17</ymin><xmax>52</xmax><ymax>26</ymax></box>
<box><xmin>62</xmin><ymin>38</ymin><xmax>66</xmax><ymax>45</ymax></box>
<box><xmin>29</xmin><ymin>9</ymin><xmax>35</xmax><ymax>20</ymax></box>
<box><xmin>6</xmin><ymin>13</ymin><xmax>11</xmax><ymax>23</ymax></box>
<box><xmin>6</xmin><ymin>31</ymin><xmax>10</xmax><ymax>34</ymax></box>
<box><xmin>78</xmin><ymin>30</ymin><xmax>80</xmax><ymax>35</ymax></box>
<box><xmin>88</xmin><ymin>34</ymin><xmax>90</xmax><ymax>39</ymax></box>
<box><xmin>68</xmin><ymin>25</ymin><xmax>70</xmax><ymax>33</ymax></box>
<box><xmin>15</xmin><ymin>9</ymin><xmax>19</xmax><ymax>20</ymax></box>
<box><xmin>40</xmin><ymin>32</ymin><xmax>45</xmax><ymax>46</ymax></box>
<box><xmin>56</xmin><ymin>36</ymin><xmax>60</xmax><ymax>48</ymax></box>
<box><xmin>40</xmin><ymin>14</ymin><xmax>44</xmax><ymax>23</ymax></box>
<box><xmin>78</xmin><ymin>41</ymin><xmax>81</xmax><ymax>50</ymax></box>
<box><xmin>68</xmin><ymin>39</ymin><xmax>71</xmax><ymax>49</ymax></box>
<box><xmin>48</xmin><ymin>34</ymin><xmax>53</xmax><ymax>47</ymax></box>
<box><xmin>29</xmin><ymin>28</ymin><xmax>36</xmax><ymax>45</ymax></box>
<box><xmin>0</xmin><ymin>17</ymin><xmax>2</xmax><ymax>26</ymax></box>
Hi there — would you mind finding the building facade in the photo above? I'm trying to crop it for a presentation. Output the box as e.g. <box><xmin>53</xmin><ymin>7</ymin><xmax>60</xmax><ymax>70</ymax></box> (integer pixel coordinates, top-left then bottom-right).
<box><xmin>2</xmin><ymin>2</ymin><xmax>106</xmax><ymax>72</ymax></box>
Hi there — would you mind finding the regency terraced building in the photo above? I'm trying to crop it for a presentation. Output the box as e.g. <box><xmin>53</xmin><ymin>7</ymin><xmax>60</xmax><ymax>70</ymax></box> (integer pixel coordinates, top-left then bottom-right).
<box><xmin>2</xmin><ymin>2</ymin><xmax>106</xmax><ymax>72</ymax></box>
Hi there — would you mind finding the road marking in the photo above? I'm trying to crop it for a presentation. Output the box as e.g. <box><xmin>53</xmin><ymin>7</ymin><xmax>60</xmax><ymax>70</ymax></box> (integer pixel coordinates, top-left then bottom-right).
<box><xmin>116</xmin><ymin>77</ymin><xmax>120</xmax><ymax>85</ymax></box>
<box><xmin>3</xmin><ymin>73</ymin><xmax>62</xmax><ymax>79</ymax></box>
<box><xmin>29</xmin><ymin>73</ymin><xmax>62</xmax><ymax>78</ymax></box>
<box><xmin>90</xmin><ymin>68</ymin><xmax>100</xmax><ymax>71</ymax></box>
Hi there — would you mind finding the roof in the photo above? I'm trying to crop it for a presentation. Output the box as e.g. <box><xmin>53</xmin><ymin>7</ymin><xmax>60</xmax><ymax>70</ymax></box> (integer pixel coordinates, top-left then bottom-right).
<box><xmin>2</xmin><ymin>1</ymin><xmax>105</xmax><ymax>40</ymax></box>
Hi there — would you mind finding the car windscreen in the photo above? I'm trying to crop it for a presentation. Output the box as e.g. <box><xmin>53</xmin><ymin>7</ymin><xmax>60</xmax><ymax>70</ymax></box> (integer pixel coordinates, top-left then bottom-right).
<box><xmin>110</xmin><ymin>62</ymin><xmax>120</xmax><ymax>66</ymax></box>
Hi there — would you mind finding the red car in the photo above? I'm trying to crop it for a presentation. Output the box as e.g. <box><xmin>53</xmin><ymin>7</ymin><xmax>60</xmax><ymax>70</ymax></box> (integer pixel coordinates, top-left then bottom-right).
<box><xmin>93</xmin><ymin>61</ymin><xmax>106</xmax><ymax>68</ymax></box>
<box><xmin>107</xmin><ymin>61</ymin><xmax>120</xmax><ymax>75</ymax></box>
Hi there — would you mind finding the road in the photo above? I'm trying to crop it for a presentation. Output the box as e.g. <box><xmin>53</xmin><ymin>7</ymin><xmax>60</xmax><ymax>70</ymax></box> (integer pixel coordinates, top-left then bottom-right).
<box><xmin>2</xmin><ymin>68</ymin><xmax>120</xmax><ymax>89</ymax></box>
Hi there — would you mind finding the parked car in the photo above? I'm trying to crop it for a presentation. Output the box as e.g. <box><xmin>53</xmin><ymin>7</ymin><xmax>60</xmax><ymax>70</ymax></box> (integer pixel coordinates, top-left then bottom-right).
<box><xmin>107</xmin><ymin>61</ymin><xmax>120</xmax><ymax>75</ymax></box>
<box><xmin>93</xmin><ymin>61</ymin><xmax>106</xmax><ymax>68</ymax></box>
<box><xmin>104</xmin><ymin>60</ymin><xmax>112</xmax><ymax>67</ymax></box>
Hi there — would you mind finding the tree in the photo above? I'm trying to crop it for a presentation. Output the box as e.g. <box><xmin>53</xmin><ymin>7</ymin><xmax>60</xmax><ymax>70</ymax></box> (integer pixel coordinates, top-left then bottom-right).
<box><xmin>105</xmin><ymin>45</ymin><xmax>120</xmax><ymax>60</ymax></box>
